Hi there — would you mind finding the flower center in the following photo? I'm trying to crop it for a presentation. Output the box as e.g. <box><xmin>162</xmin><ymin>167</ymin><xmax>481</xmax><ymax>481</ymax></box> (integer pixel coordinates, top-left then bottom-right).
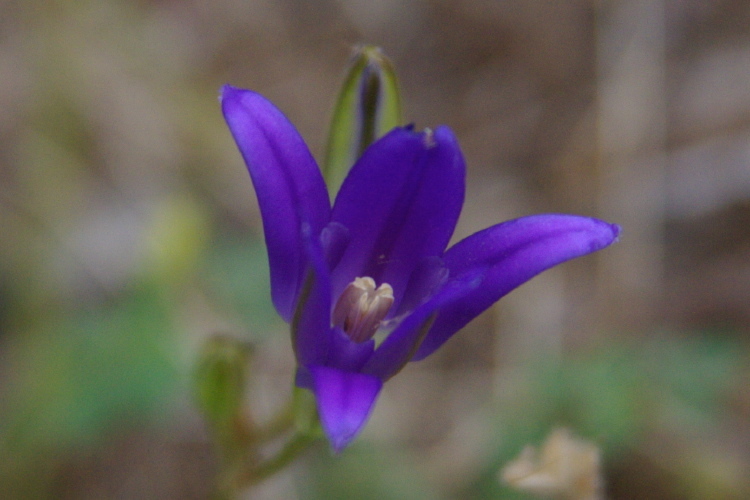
<box><xmin>332</xmin><ymin>277</ymin><xmax>394</xmax><ymax>343</ymax></box>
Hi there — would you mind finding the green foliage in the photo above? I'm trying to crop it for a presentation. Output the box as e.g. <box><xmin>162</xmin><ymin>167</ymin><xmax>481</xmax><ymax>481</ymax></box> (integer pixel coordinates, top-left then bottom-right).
<box><xmin>0</xmin><ymin>284</ymin><xmax>179</xmax><ymax>497</ymax></box>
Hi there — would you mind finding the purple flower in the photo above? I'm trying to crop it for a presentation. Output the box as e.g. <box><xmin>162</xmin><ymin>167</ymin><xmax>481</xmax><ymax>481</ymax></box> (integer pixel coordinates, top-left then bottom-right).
<box><xmin>220</xmin><ymin>85</ymin><xmax>620</xmax><ymax>452</ymax></box>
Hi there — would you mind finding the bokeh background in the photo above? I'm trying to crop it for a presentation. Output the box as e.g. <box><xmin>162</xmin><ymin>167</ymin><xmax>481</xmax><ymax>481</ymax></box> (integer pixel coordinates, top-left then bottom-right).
<box><xmin>2</xmin><ymin>0</ymin><xmax>749</xmax><ymax>498</ymax></box>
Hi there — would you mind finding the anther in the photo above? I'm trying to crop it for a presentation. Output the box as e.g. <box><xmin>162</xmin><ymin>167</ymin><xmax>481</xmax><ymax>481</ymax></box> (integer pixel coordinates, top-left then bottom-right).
<box><xmin>333</xmin><ymin>277</ymin><xmax>394</xmax><ymax>343</ymax></box>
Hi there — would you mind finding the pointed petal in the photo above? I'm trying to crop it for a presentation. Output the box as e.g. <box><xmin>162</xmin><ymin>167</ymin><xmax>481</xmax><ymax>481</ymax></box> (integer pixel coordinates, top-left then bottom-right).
<box><xmin>309</xmin><ymin>365</ymin><xmax>382</xmax><ymax>452</ymax></box>
<box><xmin>319</xmin><ymin>221</ymin><xmax>350</xmax><ymax>270</ymax></box>
<box><xmin>362</xmin><ymin>269</ymin><xmax>484</xmax><ymax>381</ymax></box>
<box><xmin>330</xmin><ymin>126</ymin><xmax>465</xmax><ymax>310</ymax></box>
<box><xmin>328</xmin><ymin>328</ymin><xmax>375</xmax><ymax>372</ymax></box>
<box><xmin>394</xmin><ymin>256</ymin><xmax>448</xmax><ymax>316</ymax></box>
<box><xmin>414</xmin><ymin>215</ymin><xmax>621</xmax><ymax>360</ymax></box>
<box><xmin>291</xmin><ymin>224</ymin><xmax>334</xmax><ymax>367</ymax></box>
<box><xmin>221</xmin><ymin>85</ymin><xmax>331</xmax><ymax>320</ymax></box>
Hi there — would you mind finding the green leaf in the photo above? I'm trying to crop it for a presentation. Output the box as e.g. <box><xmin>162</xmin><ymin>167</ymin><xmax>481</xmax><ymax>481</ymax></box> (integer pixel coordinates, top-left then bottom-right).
<box><xmin>323</xmin><ymin>45</ymin><xmax>402</xmax><ymax>196</ymax></box>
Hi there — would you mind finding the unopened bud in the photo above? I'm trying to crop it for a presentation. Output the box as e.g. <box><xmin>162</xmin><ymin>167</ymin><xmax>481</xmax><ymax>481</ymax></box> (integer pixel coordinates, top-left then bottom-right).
<box><xmin>323</xmin><ymin>45</ymin><xmax>402</xmax><ymax>196</ymax></box>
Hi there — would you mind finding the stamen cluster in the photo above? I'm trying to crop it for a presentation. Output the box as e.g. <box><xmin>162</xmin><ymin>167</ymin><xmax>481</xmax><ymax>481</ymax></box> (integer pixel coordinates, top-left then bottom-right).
<box><xmin>332</xmin><ymin>277</ymin><xmax>394</xmax><ymax>343</ymax></box>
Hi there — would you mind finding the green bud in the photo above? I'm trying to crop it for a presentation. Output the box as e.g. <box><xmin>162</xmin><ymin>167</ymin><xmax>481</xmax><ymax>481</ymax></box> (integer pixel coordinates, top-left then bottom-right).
<box><xmin>323</xmin><ymin>45</ymin><xmax>403</xmax><ymax>196</ymax></box>
<box><xmin>193</xmin><ymin>334</ymin><xmax>252</xmax><ymax>434</ymax></box>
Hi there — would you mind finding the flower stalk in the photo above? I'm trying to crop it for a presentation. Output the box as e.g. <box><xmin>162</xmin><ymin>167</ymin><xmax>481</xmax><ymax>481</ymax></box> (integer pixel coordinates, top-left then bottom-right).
<box><xmin>195</xmin><ymin>337</ymin><xmax>321</xmax><ymax>499</ymax></box>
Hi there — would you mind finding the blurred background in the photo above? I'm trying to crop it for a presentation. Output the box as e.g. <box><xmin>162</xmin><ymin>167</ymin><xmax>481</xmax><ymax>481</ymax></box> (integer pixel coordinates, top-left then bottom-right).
<box><xmin>1</xmin><ymin>0</ymin><xmax>749</xmax><ymax>498</ymax></box>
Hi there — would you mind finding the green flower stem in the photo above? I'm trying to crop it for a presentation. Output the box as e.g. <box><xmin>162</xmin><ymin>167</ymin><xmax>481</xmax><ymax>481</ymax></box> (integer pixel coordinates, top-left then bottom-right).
<box><xmin>214</xmin><ymin>388</ymin><xmax>322</xmax><ymax>499</ymax></box>
<box><xmin>215</xmin><ymin>427</ymin><xmax>321</xmax><ymax>499</ymax></box>
<box><xmin>240</xmin><ymin>431</ymin><xmax>320</xmax><ymax>487</ymax></box>
<box><xmin>251</xmin><ymin>397</ymin><xmax>296</xmax><ymax>444</ymax></box>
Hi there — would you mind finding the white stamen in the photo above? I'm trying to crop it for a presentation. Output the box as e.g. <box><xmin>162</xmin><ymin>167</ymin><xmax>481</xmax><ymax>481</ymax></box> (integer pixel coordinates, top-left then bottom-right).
<box><xmin>333</xmin><ymin>277</ymin><xmax>394</xmax><ymax>343</ymax></box>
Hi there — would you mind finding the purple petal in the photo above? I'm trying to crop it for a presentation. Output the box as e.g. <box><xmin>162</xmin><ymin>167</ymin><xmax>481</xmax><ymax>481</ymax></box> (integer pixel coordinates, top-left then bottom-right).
<box><xmin>393</xmin><ymin>256</ymin><xmax>448</xmax><ymax>316</ymax></box>
<box><xmin>319</xmin><ymin>221</ymin><xmax>350</xmax><ymax>270</ymax></box>
<box><xmin>362</xmin><ymin>269</ymin><xmax>484</xmax><ymax>381</ymax></box>
<box><xmin>291</xmin><ymin>224</ymin><xmax>334</xmax><ymax>368</ymax></box>
<box><xmin>414</xmin><ymin>215</ymin><xmax>621</xmax><ymax>360</ymax></box>
<box><xmin>329</xmin><ymin>126</ymin><xmax>465</xmax><ymax>312</ymax></box>
<box><xmin>221</xmin><ymin>85</ymin><xmax>331</xmax><ymax>321</ymax></box>
<box><xmin>309</xmin><ymin>365</ymin><xmax>382</xmax><ymax>452</ymax></box>
<box><xmin>328</xmin><ymin>327</ymin><xmax>375</xmax><ymax>372</ymax></box>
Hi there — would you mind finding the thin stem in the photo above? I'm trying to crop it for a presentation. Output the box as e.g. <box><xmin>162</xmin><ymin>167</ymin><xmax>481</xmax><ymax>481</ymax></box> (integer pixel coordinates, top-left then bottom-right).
<box><xmin>214</xmin><ymin>390</ymin><xmax>322</xmax><ymax>499</ymax></box>
<box><xmin>252</xmin><ymin>398</ymin><xmax>296</xmax><ymax>444</ymax></box>
<box><xmin>241</xmin><ymin>432</ymin><xmax>319</xmax><ymax>487</ymax></box>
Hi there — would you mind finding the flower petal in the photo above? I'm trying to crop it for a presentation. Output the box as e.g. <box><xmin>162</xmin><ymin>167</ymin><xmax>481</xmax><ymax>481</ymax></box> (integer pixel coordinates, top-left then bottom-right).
<box><xmin>393</xmin><ymin>256</ymin><xmax>448</xmax><ymax>316</ymax></box>
<box><xmin>330</xmin><ymin>126</ymin><xmax>465</xmax><ymax>311</ymax></box>
<box><xmin>362</xmin><ymin>269</ymin><xmax>484</xmax><ymax>381</ymax></box>
<box><xmin>291</xmin><ymin>224</ymin><xmax>334</xmax><ymax>368</ymax></box>
<box><xmin>309</xmin><ymin>365</ymin><xmax>382</xmax><ymax>452</ymax></box>
<box><xmin>414</xmin><ymin>215</ymin><xmax>621</xmax><ymax>360</ymax></box>
<box><xmin>221</xmin><ymin>85</ymin><xmax>331</xmax><ymax>320</ymax></box>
